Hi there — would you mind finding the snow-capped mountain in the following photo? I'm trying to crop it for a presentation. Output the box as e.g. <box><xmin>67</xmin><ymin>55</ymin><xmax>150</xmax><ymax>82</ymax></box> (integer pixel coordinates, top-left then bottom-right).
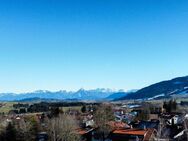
<box><xmin>2</xmin><ymin>76</ymin><xmax>188</xmax><ymax>101</ymax></box>
<box><xmin>0</xmin><ymin>88</ymin><xmax>121</xmax><ymax>101</ymax></box>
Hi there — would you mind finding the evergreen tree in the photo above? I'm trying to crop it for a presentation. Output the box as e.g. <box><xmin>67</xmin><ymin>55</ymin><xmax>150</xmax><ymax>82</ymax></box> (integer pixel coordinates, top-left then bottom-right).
<box><xmin>81</xmin><ymin>105</ymin><xmax>87</xmax><ymax>113</ymax></box>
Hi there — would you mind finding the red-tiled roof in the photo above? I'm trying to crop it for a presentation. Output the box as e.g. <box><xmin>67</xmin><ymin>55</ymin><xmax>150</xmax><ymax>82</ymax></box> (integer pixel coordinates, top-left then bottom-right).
<box><xmin>108</xmin><ymin>121</ymin><xmax>130</xmax><ymax>129</ymax></box>
<box><xmin>113</xmin><ymin>128</ymin><xmax>147</xmax><ymax>136</ymax></box>
<box><xmin>113</xmin><ymin>128</ymin><xmax>156</xmax><ymax>141</ymax></box>
<box><xmin>76</xmin><ymin>128</ymin><xmax>94</xmax><ymax>135</ymax></box>
<box><xmin>77</xmin><ymin>129</ymin><xmax>87</xmax><ymax>135</ymax></box>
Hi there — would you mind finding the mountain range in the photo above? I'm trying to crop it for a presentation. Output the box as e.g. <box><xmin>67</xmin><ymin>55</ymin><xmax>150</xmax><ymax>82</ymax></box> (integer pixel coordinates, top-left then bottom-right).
<box><xmin>1</xmin><ymin>75</ymin><xmax>188</xmax><ymax>101</ymax></box>
<box><xmin>0</xmin><ymin>88</ymin><xmax>127</xmax><ymax>101</ymax></box>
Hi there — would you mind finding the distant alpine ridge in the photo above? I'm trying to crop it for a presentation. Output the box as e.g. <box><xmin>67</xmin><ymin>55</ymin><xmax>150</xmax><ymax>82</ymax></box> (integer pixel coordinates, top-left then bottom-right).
<box><xmin>1</xmin><ymin>76</ymin><xmax>188</xmax><ymax>101</ymax></box>
<box><xmin>120</xmin><ymin>76</ymin><xmax>188</xmax><ymax>100</ymax></box>
<box><xmin>0</xmin><ymin>88</ymin><xmax>127</xmax><ymax>101</ymax></box>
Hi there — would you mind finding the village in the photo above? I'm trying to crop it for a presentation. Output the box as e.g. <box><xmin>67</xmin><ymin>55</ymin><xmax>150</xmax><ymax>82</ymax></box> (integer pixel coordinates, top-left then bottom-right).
<box><xmin>0</xmin><ymin>100</ymin><xmax>188</xmax><ymax>141</ymax></box>
<box><xmin>0</xmin><ymin>0</ymin><xmax>188</xmax><ymax>140</ymax></box>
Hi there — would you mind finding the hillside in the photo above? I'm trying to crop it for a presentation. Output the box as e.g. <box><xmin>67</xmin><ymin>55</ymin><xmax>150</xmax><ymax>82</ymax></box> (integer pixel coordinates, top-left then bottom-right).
<box><xmin>121</xmin><ymin>76</ymin><xmax>188</xmax><ymax>100</ymax></box>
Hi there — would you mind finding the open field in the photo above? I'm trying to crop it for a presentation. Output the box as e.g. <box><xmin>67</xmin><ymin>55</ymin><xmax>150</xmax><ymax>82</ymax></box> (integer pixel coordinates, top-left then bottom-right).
<box><xmin>0</xmin><ymin>102</ymin><xmax>16</xmax><ymax>114</ymax></box>
<box><xmin>0</xmin><ymin>102</ymin><xmax>83</xmax><ymax>114</ymax></box>
<box><xmin>60</xmin><ymin>106</ymin><xmax>82</xmax><ymax>112</ymax></box>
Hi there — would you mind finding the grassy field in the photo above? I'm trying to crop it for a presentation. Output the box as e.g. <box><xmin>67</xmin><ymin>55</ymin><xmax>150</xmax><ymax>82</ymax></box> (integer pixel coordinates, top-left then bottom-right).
<box><xmin>176</xmin><ymin>97</ymin><xmax>188</xmax><ymax>103</ymax></box>
<box><xmin>0</xmin><ymin>102</ymin><xmax>16</xmax><ymax>114</ymax></box>
<box><xmin>0</xmin><ymin>102</ymin><xmax>83</xmax><ymax>114</ymax></box>
<box><xmin>59</xmin><ymin>106</ymin><xmax>82</xmax><ymax>112</ymax></box>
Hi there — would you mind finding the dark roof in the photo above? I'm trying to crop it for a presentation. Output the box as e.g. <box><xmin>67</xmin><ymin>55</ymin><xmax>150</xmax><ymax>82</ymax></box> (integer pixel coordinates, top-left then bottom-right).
<box><xmin>133</xmin><ymin>120</ymin><xmax>159</xmax><ymax>130</ymax></box>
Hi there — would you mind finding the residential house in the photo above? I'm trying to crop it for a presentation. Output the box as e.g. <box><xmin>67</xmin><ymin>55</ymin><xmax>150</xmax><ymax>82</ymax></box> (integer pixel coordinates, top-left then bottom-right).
<box><xmin>111</xmin><ymin>128</ymin><xmax>157</xmax><ymax>141</ymax></box>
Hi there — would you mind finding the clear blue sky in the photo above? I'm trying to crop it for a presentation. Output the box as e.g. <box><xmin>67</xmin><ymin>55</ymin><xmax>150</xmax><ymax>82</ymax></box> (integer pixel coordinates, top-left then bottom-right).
<box><xmin>0</xmin><ymin>0</ymin><xmax>188</xmax><ymax>93</ymax></box>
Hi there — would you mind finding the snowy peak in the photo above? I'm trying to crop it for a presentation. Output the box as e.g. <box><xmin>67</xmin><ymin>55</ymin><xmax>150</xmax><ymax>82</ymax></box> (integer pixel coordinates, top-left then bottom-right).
<box><xmin>0</xmin><ymin>88</ymin><xmax>119</xmax><ymax>101</ymax></box>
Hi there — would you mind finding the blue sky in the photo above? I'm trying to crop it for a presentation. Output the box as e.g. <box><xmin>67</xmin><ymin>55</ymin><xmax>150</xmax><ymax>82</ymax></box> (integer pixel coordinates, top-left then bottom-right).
<box><xmin>0</xmin><ymin>0</ymin><xmax>188</xmax><ymax>93</ymax></box>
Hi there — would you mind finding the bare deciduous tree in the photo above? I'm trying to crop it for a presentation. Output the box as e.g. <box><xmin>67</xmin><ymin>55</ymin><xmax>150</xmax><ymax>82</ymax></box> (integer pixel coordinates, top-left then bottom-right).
<box><xmin>0</xmin><ymin>115</ymin><xmax>6</xmax><ymax>139</ymax></box>
<box><xmin>0</xmin><ymin>116</ymin><xmax>5</xmax><ymax>132</ymax></box>
<box><xmin>47</xmin><ymin>114</ymin><xmax>80</xmax><ymax>141</ymax></box>
<box><xmin>14</xmin><ymin>116</ymin><xmax>39</xmax><ymax>141</ymax></box>
<box><xmin>93</xmin><ymin>103</ymin><xmax>114</xmax><ymax>141</ymax></box>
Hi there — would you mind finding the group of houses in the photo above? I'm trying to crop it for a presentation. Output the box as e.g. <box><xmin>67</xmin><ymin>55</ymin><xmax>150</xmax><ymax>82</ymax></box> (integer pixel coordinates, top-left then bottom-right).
<box><xmin>1</xmin><ymin>101</ymin><xmax>188</xmax><ymax>141</ymax></box>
